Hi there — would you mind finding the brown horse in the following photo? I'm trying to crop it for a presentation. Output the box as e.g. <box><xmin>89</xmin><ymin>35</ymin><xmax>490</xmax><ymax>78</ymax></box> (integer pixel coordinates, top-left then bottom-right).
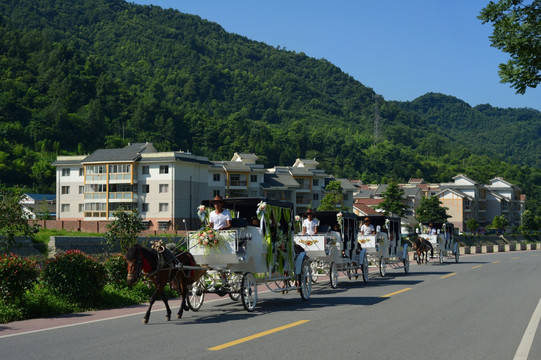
<box><xmin>411</xmin><ymin>238</ymin><xmax>433</xmax><ymax>264</ymax></box>
<box><xmin>125</xmin><ymin>243</ymin><xmax>205</xmax><ymax>324</ymax></box>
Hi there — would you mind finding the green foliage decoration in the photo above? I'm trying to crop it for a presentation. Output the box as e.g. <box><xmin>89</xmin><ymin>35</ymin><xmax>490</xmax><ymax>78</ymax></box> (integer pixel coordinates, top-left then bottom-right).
<box><xmin>42</xmin><ymin>250</ymin><xmax>107</xmax><ymax>303</ymax></box>
<box><xmin>0</xmin><ymin>253</ymin><xmax>39</xmax><ymax>302</ymax></box>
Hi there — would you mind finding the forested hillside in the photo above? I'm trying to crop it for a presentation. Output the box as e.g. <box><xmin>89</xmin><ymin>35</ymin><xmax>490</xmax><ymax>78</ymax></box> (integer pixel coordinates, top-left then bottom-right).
<box><xmin>0</xmin><ymin>0</ymin><xmax>540</xmax><ymax>216</ymax></box>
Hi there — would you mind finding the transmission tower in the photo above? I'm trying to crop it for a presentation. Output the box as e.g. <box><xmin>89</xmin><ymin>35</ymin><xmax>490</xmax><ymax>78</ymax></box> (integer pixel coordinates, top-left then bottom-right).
<box><xmin>373</xmin><ymin>94</ymin><xmax>380</xmax><ymax>144</ymax></box>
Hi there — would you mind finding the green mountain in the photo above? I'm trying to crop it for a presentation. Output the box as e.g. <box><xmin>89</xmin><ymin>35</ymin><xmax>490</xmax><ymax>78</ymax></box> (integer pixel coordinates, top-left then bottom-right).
<box><xmin>0</xmin><ymin>0</ymin><xmax>540</xmax><ymax>217</ymax></box>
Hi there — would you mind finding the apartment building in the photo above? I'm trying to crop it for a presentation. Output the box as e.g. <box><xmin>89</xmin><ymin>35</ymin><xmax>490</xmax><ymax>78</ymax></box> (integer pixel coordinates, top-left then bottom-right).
<box><xmin>53</xmin><ymin>143</ymin><xmax>212</xmax><ymax>231</ymax></box>
<box><xmin>53</xmin><ymin>144</ymin><xmax>356</xmax><ymax>230</ymax></box>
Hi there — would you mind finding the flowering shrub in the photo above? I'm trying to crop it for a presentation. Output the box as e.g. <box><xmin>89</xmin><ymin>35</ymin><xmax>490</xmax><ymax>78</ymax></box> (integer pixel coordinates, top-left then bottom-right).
<box><xmin>42</xmin><ymin>250</ymin><xmax>107</xmax><ymax>302</ymax></box>
<box><xmin>0</xmin><ymin>253</ymin><xmax>39</xmax><ymax>302</ymax></box>
<box><xmin>103</xmin><ymin>254</ymin><xmax>128</xmax><ymax>287</ymax></box>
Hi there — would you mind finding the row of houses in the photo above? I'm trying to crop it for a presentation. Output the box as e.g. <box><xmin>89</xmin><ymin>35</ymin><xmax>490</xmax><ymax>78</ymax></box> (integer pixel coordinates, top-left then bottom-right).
<box><xmin>353</xmin><ymin>176</ymin><xmax>525</xmax><ymax>232</ymax></box>
<box><xmin>50</xmin><ymin>142</ymin><xmax>524</xmax><ymax>232</ymax></box>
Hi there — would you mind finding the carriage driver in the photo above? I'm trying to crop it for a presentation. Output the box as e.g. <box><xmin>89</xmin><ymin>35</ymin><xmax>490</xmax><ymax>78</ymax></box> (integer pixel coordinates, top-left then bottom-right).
<box><xmin>360</xmin><ymin>217</ymin><xmax>375</xmax><ymax>235</ymax></box>
<box><xmin>302</xmin><ymin>209</ymin><xmax>318</xmax><ymax>235</ymax></box>
<box><xmin>209</xmin><ymin>195</ymin><xmax>232</xmax><ymax>230</ymax></box>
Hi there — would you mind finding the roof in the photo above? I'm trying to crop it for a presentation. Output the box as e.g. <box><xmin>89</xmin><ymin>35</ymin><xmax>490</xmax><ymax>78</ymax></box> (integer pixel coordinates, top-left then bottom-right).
<box><xmin>353</xmin><ymin>203</ymin><xmax>379</xmax><ymax>216</ymax></box>
<box><xmin>23</xmin><ymin>194</ymin><xmax>56</xmax><ymax>201</ymax></box>
<box><xmin>212</xmin><ymin>161</ymin><xmax>252</xmax><ymax>172</ymax></box>
<box><xmin>83</xmin><ymin>143</ymin><xmax>156</xmax><ymax>163</ymax></box>
<box><xmin>355</xmin><ymin>198</ymin><xmax>384</xmax><ymax>206</ymax></box>
<box><xmin>335</xmin><ymin>178</ymin><xmax>357</xmax><ymax>191</ymax></box>
<box><xmin>261</xmin><ymin>173</ymin><xmax>299</xmax><ymax>190</ymax></box>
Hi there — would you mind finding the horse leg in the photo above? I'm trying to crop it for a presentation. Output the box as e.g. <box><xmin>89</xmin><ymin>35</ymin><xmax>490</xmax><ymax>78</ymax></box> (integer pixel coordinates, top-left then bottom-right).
<box><xmin>160</xmin><ymin>289</ymin><xmax>172</xmax><ymax>321</ymax></box>
<box><xmin>143</xmin><ymin>290</ymin><xmax>159</xmax><ymax>324</ymax></box>
<box><xmin>176</xmin><ymin>278</ymin><xmax>190</xmax><ymax>320</ymax></box>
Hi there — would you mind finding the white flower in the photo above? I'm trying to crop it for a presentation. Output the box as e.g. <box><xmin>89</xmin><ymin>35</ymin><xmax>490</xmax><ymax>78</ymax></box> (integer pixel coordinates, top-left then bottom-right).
<box><xmin>295</xmin><ymin>215</ymin><xmax>300</xmax><ymax>221</ymax></box>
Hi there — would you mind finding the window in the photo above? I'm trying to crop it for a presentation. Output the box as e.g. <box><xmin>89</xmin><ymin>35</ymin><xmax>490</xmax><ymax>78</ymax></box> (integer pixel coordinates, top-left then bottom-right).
<box><xmin>78</xmin><ymin>204</ymin><xmax>84</xmax><ymax>212</ymax></box>
<box><xmin>85</xmin><ymin>184</ymin><xmax>107</xmax><ymax>192</ymax></box>
<box><xmin>159</xmin><ymin>184</ymin><xmax>169</xmax><ymax>193</ymax></box>
<box><xmin>142</xmin><ymin>166</ymin><xmax>149</xmax><ymax>175</ymax></box>
<box><xmin>312</xmin><ymin>179</ymin><xmax>319</xmax><ymax>186</ymax></box>
<box><xmin>141</xmin><ymin>203</ymin><xmax>149</xmax><ymax>212</ymax></box>
<box><xmin>78</xmin><ymin>186</ymin><xmax>84</xmax><ymax>194</ymax></box>
<box><xmin>85</xmin><ymin>165</ymin><xmax>105</xmax><ymax>174</ymax></box>
<box><xmin>158</xmin><ymin>222</ymin><xmax>170</xmax><ymax>231</ymax></box>
<box><xmin>141</xmin><ymin>221</ymin><xmax>150</xmax><ymax>230</ymax></box>
<box><xmin>159</xmin><ymin>165</ymin><xmax>169</xmax><ymax>174</ymax></box>
<box><xmin>250</xmin><ymin>175</ymin><xmax>258</xmax><ymax>183</ymax></box>
<box><xmin>213</xmin><ymin>190</ymin><xmax>221</xmax><ymax>197</ymax></box>
<box><xmin>159</xmin><ymin>203</ymin><xmax>169</xmax><ymax>212</ymax></box>
<box><xmin>79</xmin><ymin>168</ymin><xmax>84</xmax><ymax>176</ymax></box>
<box><xmin>313</xmin><ymin>193</ymin><xmax>319</xmax><ymax>201</ymax></box>
<box><xmin>343</xmin><ymin>194</ymin><xmax>348</xmax><ymax>201</ymax></box>
<box><xmin>62</xmin><ymin>168</ymin><xmax>70</xmax><ymax>176</ymax></box>
<box><xmin>61</xmin><ymin>204</ymin><xmax>70</xmax><ymax>212</ymax></box>
<box><xmin>213</xmin><ymin>173</ymin><xmax>220</xmax><ymax>181</ymax></box>
<box><xmin>61</xmin><ymin>186</ymin><xmax>70</xmax><ymax>195</ymax></box>
<box><xmin>141</xmin><ymin>184</ymin><xmax>149</xmax><ymax>194</ymax></box>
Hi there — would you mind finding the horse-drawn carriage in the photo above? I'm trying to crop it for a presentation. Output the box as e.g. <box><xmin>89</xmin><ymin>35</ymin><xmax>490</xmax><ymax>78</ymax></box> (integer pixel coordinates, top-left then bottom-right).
<box><xmin>417</xmin><ymin>222</ymin><xmax>459</xmax><ymax>263</ymax></box>
<box><xmin>293</xmin><ymin>211</ymin><xmax>369</xmax><ymax>288</ymax></box>
<box><xmin>357</xmin><ymin>215</ymin><xmax>410</xmax><ymax>276</ymax></box>
<box><xmin>186</xmin><ymin>197</ymin><xmax>312</xmax><ymax>312</ymax></box>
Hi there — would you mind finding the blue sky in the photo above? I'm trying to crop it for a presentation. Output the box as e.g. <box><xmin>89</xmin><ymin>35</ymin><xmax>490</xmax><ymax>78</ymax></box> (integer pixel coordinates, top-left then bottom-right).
<box><xmin>131</xmin><ymin>0</ymin><xmax>541</xmax><ymax>111</ymax></box>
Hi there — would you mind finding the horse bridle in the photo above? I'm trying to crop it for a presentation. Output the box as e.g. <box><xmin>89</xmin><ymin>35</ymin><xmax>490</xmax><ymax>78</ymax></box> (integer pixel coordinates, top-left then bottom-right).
<box><xmin>127</xmin><ymin>251</ymin><xmax>143</xmax><ymax>283</ymax></box>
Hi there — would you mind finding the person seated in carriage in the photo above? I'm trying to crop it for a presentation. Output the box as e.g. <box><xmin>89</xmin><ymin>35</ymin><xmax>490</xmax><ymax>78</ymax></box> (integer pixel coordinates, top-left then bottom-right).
<box><xmin>360</xmin><ymin>217</ymin><xmax>376</xmax><ymax>235</ymax></box>
<box><xmin>209</xmin><ymin>195</ymin><xmax>232</xmax><ymax>231</ymax></box>
<box><xmin>302</xmin><ymin>209</ymin><xmax>318</xmax><ymax>235</ymax></box>
<box><xmin>427</xmin><ymin>223</ymin><xmax>437</xmax><ymax>235</ymax></box>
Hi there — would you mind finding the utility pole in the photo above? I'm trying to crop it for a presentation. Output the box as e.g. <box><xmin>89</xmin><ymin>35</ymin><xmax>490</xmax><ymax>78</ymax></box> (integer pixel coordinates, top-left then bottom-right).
<box><xmin>373</xmin><ymin>94</ymin><xmax>380</xmax><ymax>144</ymax></box>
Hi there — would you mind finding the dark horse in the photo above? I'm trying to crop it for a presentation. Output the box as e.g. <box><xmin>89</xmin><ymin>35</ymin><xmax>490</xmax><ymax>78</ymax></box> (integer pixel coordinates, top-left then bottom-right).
<box><xmin>411</xmin><ymin>237</ymin><xmax>434</xmax><ymax>265</ymax></box>
<box><xmin>125</xmin><ymin>243</ymin><xmax>205</xmax><ymax>324</ymax></box>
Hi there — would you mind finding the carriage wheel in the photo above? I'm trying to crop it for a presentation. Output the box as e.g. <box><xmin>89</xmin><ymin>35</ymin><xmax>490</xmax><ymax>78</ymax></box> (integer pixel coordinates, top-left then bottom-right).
<box><xmin>329</xmin><ymin>262</ymin><xmax>338</xmax><ymax>289</ymax></box>
<box><xmin>455</xmin><ymin>250</ymin><xmax>460</xmax><ymax>263</ymax></box>
<box><xmin>310</xmin><ymin>261</ymin><xmax>319</xmax><ymax>283</ymax></box>
<box><xmin>241</xmin><ymin>272</ymin><xmax>257</xmax><ymax>312</ymax></box>
<box><xmin>299</xmin><ymin>260</ymin><xmax>312</xmax><ymax>301</ymax></box>
<box><xmin>439</xmin><ymin>250</ymin><xmax>444</xmax><ymax>264</ymax></box>
<box><xmin>228</xmin><ymin>273</ymin><xmax>241</xmax><ymax>301</ymax></box>
<box><xmin>379</xmin><ymin>257</ymin><xmax>387</xmax><ymax>277</ymax></box>
<box><xmin>187</xmin><ymin>278</ymin><xmax>205</xmax><ymax>311</ymax></box>
<box><xmin>362</xmin><ymin>253</ymin><xmax>369</xmax><ymax>283</ymax></box>
<box><xmin>403</xmin><ymin>254</ymin><xmax>410</xmax><ymax>274</ymax></box>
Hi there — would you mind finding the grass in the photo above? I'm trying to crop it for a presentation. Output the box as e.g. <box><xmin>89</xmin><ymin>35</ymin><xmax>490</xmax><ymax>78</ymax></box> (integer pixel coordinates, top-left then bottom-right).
<box><xmin>0</xmin><ymin>281</ymin><xmax>178</xmax><ymax>324</ymax></box>
<box><xmin>33</xmin><ymin>229</ymin><xmax>102</xmax><ymax>244</ymax></box>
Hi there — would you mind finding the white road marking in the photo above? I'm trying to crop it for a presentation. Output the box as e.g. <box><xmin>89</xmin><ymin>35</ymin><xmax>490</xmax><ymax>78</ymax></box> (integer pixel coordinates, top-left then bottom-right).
<box><xmin>513</xmin><ymin>298</ymin><xmax>541</xmax><ymax>360</ymax></box>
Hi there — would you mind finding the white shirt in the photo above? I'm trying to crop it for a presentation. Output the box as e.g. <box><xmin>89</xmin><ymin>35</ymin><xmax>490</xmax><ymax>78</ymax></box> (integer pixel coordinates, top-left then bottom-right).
<box><xmin>209</xmin><ymin>209</ymin><xmax>232</xmax><ymax>230</ymax></box>
<box><xmin>360</xmin><ymin>224</ymin><xmax>375</xmax><ymax>236</ymax></box>
<box><xmin>302</xmin><ymin>218</ymin><xmax>318</xmax><ymax>235</ymax></box>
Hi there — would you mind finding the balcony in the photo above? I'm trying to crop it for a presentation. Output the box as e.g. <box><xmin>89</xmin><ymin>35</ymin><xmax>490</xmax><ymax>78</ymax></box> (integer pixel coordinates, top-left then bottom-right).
<box><xmin>85</xmin><ymin>193</ymin><xmax>106</xmax><ymax>200</ymax></box>
<box><xmin>109</xmin><ymin>192</ymin><xmax>137</xmax><ymax>201</ymax></box>
<box><xmin>108</xmin><ymin>173</ymin><xmax>133</xmax><ymax>182</ymax></box>
<box><xmin>228</xmin><ymin>179</ymin><xmax>247</xmax><ymax>188</ymax></box>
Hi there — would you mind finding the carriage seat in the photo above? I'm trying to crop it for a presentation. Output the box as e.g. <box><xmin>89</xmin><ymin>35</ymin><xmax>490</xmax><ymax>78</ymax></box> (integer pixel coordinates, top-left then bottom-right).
<box><xmin>231</xmin><ymin>217</ymin><xmax>248</xmax><ymax>227</ymax></box>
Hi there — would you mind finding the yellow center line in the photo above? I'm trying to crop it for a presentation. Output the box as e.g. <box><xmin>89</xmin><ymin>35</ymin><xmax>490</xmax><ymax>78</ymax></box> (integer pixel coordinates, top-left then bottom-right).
<box><xmin>441</xmin><ymin>272</ymin><xmax>457</xmax><ymax>279</ymax></box>
<box><xmin>208</xmin><ymin>320</ymin><xmax>310</xmax><ymax>351</ymax></box>
<box><xmin>472</xmin><ymin>265</ymin><xmax>482</xmax><ymax>269</ymax></box>
<box><xmin>492</xmin><ymin>260</ymin><xmax>501</xmax><ymax>264</ymax></box>
<box><xmin>511</xmin><ymin>257</ymin><xmax>520</xmax><ymax>260</ymax></box>
<box><xmin>380</xmin><ymin>288</ymin><xmax>412</xmax><ymax>298</ymax></box>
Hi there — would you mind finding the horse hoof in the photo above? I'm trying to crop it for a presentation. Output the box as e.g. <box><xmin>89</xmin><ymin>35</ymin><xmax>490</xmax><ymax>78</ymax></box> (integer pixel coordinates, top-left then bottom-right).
<box><xmin>142</xmin><ymin>318</ymin><xmax>148</xmax><ymax>324</ymax></box>
<box><xmin>176</xmin><ymin>314</ymin><xmax>182</xmax><ymax>319</ymax></box>
<box><xmin>165</xmin><ymin>316</ymin><xmax>171</xmax><ymax>321</ymax></box>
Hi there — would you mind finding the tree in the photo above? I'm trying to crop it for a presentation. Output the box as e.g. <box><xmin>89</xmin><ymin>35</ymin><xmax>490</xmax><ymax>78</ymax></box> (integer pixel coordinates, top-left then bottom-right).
<box><xmin>479</xmin><ymin>1</ymin><xmax>541</xmax><ymax>94</ymax></box>
<box><xmin>466</xmin><ymin>218</ymin><xmax>479</xmax><ymax>233</ymax></box>
<box><xmin>415</xmin><ymin>196</ymin><xmax>451</xmax><ymax>224</ymax></box>
<box><xmin>376</xmin><ymin>180</ymin><xmax>409</xmax><ymax>217</ymax></box>
<box><xmin>491</xmin><ymin>215</ymin><xmax>509</xmax><ymax>233</ymax></box>
<box><xmin>0</xmin><ymin>188</ymin><xmax>37</xmax><ymax>252</ymax></box>
<box><xmin>317</xmin><ymin>180</ymin><xmax>344</xmax><ymax>211</ymax></box>
<box><xmin>520</xmin><ymin>209</ymin><xmax>537</xmax><ymax>233</ymax></box>
<box><xmin>103</xmin><ymin>209</ymin><xmax>144</xmax><ymax>252</ymax></box>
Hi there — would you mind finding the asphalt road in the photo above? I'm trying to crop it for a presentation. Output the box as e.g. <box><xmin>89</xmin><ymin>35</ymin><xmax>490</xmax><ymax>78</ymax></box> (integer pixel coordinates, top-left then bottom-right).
<box><xmin>2</xmin><ymin>251</ymin><xmax>541</xmax><ymax>360</ymax></box>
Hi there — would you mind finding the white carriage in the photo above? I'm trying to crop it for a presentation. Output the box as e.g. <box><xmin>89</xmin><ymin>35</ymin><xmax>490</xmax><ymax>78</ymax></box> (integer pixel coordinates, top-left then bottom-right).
<box><xmin>186</xmin><ymin>198</ymin><xmax>311</xmax><ymax>312</ymax></box>
<box><xmin>357</xmin><ymin>215</ymin><xmax>410</xmax><ymax>277</ymax></box>
<box><xmin>417</xmin><ymin>222</ymin><xmax>459</xmax><ymax>263</ymax></box>
<box><xmin>293</xmin><ymin>211</ymin><xmax>369</xmax><ymax>288</ymax></box>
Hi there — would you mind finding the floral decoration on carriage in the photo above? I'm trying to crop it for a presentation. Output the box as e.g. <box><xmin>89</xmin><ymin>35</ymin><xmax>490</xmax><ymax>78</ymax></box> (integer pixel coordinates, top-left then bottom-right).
<box><xmin>195</xmin><ymin>227</ymin><xmax>224</xmax><ymax>248</ymax></box>
<box><xmin>298</xmin><ymin>238</ymin><xmax>320</xmax><ymax>246</ymax></box>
